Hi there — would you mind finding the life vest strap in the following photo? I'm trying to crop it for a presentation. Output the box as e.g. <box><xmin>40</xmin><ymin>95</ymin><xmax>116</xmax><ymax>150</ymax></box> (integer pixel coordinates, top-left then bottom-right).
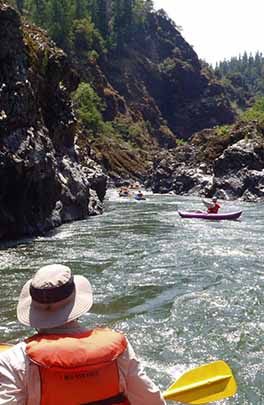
<box><xmin>81</xmin><ymin>393</ymin><xmax>128</xmax><ymax>405</ymax></box>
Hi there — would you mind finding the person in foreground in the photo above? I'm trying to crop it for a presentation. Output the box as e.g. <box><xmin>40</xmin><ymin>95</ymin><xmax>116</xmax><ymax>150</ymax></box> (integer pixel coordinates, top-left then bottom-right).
<box><xmin>203</xmin><ymin>196</ymin><xmax>221</xmax><ymax>214</ymax></box>
<box><xmin>0</xmin><ymin>264</ymin><xmax>166</xmax><ymax>405</ymax></box>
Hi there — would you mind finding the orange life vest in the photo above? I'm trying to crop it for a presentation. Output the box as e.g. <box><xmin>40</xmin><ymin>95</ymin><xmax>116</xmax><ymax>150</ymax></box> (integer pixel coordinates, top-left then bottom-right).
<box><xmin>26</xmin><ymin>327</ymin><xmax>130</xmax><ymax>405</ymax></box>
<box><xmin>208</xmin><ymin>203</ymin><xmax>221</xmax><ymax>214</ymax></box>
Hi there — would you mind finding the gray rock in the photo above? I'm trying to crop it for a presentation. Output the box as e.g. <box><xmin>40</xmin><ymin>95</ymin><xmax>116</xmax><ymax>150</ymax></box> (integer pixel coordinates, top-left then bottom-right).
<box><xmin>0</xmin><ymin>5</ymin><xmax>107</xmax><ymax>240</ymax></box>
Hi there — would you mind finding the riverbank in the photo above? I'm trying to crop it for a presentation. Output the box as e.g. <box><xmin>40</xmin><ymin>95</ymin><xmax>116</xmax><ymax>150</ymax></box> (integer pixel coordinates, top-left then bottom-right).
<box><xmin>149</xmin><ymin>121</ymin><xmax>264</xmax><ymax>202</ymax></box>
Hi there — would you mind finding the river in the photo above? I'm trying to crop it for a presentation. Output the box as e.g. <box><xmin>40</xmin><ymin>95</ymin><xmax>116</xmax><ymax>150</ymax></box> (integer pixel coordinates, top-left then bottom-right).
<box><xmin>0</xmin><ymin>190</ymin><xmax>263</xmax><ymax>404</ymax></box>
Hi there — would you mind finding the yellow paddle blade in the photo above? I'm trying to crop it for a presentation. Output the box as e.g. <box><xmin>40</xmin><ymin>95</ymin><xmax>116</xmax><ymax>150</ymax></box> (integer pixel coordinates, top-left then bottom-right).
<box><xmin>0</xmin><ymin>343</ymin><xmax>13</xmax><ymax>352</ymax></box>
<box><xmin>163</xmin><ymin>360</ymin><xmax>237</xmax><ymax>404</ymax></box>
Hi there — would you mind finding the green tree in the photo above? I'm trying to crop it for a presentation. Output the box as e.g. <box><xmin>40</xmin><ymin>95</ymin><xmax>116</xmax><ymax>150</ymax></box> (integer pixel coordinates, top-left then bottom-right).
<box><xmin>87</xmin><ymin>0</ymin><xmax>97</xmax><ymax>22</ymax></box>
<box><xmin>46</xmin><ymin>0</ymin><xmax>73</xmax><ymax>50</ymax></box>
<box><xmin>242</xmin><ymin>97</ymin><xmax>264</xmax><ymax>124</ymax></box>
<box><xmin>74</xmin><ymin>0</ymin><xmax>86</xmax><ymax>19</ymax></box>
<box><xmin>16</xmin><ymin>0</ymin><xmax>24</xmax><ymax>13</ymax></box>
<box><xmin>72</xmin><ymin>82</ymin><xmax>105</xmax><ymax>134</ymax></box>
<box><xmin>71</xmin><ymin>18</ymin><xmax>94</xmax><ymax>53</ymax></box>
<box><xmin>95</xmin><ymin>0</ymin><xmax>109</xmax><ymax>38</ymax></box>
<box><xmin>111</xmin><ymin>0</ymin><xmax>135</xmax><ymax>53</ymax></box>
<box><xmin>24</xmin><ymin>0</ymin><xmax>47</xmax><ymax>26</ymax></box>
<box><xmin>214</xmin><ymin>51</ymin><xmax>264</xmax><ymax>109</ymax></box>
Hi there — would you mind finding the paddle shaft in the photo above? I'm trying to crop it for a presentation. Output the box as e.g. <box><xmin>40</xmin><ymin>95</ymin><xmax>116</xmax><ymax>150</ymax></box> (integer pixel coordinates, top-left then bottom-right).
<box><xmin>0</xmin><ymin>344</ymin><xmax>13</xmax><ymax>352</ymax></box>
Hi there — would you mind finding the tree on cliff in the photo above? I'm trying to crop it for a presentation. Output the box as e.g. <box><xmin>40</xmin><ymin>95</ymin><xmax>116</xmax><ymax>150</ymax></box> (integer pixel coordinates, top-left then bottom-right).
<box><xmin>111</xmin><ymin>0</ymin><xmax>134</xmax><ymax>53</ymax></box>
<box><xmin>93</xmin><ymin>0</ymin><xmax>109</xmax><ymax>38</ymax></box>
<box><xmin>16</xmin><ymin>0</ymin><xmax>155</xmax><ymax>53</ymax></box>
<box><xmin>25</xmin><ymin>0</ymin><xmax>46</xmax><ymax>26</ymax></box>
<box><xmin>72</xmin><ymin>82</ymin><xmax>105</xmax><ymax>134</ymax></box>
<box><xmin>215</xmin><ymin>51</ymin><xmax>264</xmax><ymax>109</ymax></box>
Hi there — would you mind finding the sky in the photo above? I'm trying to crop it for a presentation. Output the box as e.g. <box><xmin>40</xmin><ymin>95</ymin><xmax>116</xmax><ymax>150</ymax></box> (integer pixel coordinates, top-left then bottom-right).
<box><xmin>153</xmin><ymin>0</ymin><xmax>264</xmax><ymax>66</ymax></box>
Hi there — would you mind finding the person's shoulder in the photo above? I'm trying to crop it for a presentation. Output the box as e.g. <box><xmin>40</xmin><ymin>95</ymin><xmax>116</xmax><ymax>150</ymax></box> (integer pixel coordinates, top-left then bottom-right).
<box><xmin>0</xmin><ymin>342</ymin><xmax>26</xmax><ymax>366</ymax></box>
<box><xmin>118</xmin><ymin>337</ymin><xmax>136</xmax><ymax>360</ymax></box>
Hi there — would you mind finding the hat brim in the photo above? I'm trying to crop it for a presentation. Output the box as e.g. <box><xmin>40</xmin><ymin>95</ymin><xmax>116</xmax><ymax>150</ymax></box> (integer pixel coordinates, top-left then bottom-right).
<box><xmin>17</xmin><ymin>275</ymin><xmax>93</xmax><ymax>329</ymax></box>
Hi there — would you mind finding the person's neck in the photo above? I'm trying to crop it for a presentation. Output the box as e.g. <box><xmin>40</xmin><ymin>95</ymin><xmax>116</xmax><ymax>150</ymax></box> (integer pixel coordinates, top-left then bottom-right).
<box><xmin>37</xmin><ymin>320</ymin><xmax>87</xmax><ymax>334</ymax></box>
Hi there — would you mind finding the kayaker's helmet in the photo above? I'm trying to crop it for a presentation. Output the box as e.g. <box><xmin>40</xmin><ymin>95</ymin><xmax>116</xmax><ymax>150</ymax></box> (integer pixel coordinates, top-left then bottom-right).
<box><xmin>212</xmin><ymin>196</ymin><xmax>217</xmax><ymax>202</ymax></box>
<box><xmin>17</xmin><ymin>264</ymin><xmax>93</xmax><ymax>329</ymax></box>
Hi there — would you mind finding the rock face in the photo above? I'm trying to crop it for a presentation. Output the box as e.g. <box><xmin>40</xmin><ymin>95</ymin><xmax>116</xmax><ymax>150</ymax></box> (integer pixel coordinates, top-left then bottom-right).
<box><xmin>71</xmin><ymin>11</ymin><xmax>236</xmax><ymax>183</ymax></box>
<box><xmin>104</xmin><ymin>12</ymin><xmax>235</xmax><ymax>140</ymax></box>
<box><xmin>149</xmin><ymin>121</ymin><xmax>264</xmax><ymax>202</ymax></box>
<box><xmin>0</xmin><ymin>4</ymin><xmax>107</xmax><ymax>240</ymax></box>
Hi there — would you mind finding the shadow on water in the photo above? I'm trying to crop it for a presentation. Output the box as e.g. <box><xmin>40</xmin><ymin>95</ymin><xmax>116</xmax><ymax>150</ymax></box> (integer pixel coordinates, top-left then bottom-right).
<box><xmin>0</xmin><ymin>237</ymin><xmax>35</xmax><ymax>251</ymax></box>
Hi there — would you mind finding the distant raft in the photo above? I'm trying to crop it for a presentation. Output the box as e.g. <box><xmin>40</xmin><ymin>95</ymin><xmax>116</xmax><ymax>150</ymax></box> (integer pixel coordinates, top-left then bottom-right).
<box><xmin>119</xmin><ymin>187</ymin><xmax>132</xmax><ymax>197</ymax></box>
<box><xmin>134</xmin><ymin>194</ymin><xmax>146</xmax><ymax>201</ymax></box>
<box><xmin>178</xmin><ymin>210</ymin><xmax>242</xmax><ymax>220</ymax></box>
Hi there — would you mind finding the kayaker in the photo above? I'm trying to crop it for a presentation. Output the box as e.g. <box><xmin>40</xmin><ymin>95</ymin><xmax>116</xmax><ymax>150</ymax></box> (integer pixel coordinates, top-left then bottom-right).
<box><xmin>0</xmin><ymin>264</ymin><xmax>165</xmax><ymax>405</ymax></box>
<box><xmin>202</xmin><ymin>196</ymin><xmax>221</xmax><ymax>214</ymax></box>
<box><xmin>207</xmin><ymin>196</ymin><xmax>221</xmax><ymax>213</ymax></box>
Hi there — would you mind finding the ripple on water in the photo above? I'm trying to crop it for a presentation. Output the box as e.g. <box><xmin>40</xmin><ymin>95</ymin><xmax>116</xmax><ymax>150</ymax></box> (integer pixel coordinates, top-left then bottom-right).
<box><xmin>0</xmin><ymin>195</ymin><xmax>263</xmax><ymax>403</ymax></box>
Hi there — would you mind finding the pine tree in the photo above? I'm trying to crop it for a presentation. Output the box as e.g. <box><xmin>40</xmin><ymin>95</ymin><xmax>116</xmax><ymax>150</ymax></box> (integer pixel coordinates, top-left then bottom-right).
<box><xmin>46</xmin><ymin>0</ymin><xmax>72</xmax><ymax>50</ymax></box>
<box><xmin>74</xmin><ymin>0</ymin><xmax>86</xmax><ymax>19</ymax></box>
<box><xmin>111</xmin><ymin>0</ymin><xmax>123</xmax><ymax>53</ymax></box>
<box><xmin>24</xmin><ymin>0</ymin><xmax>47</xmax><ymax>27</ymax></box>
<box><xmin>16</xmin><ymin>0</ymin><xmax>24</xmax><ymax>13</ymax></box>
<box><xmin>95</xmin><ymin>0</ymin><xmax>109</xmax><ymax>38</ymax></box>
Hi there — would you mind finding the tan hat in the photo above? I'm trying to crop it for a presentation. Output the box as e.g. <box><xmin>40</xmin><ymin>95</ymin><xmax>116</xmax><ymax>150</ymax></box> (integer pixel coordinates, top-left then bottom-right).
<box><xmin>17</xmin><ymin>264</ymin><xmax>93</xmax><ymax>329</ymax></box>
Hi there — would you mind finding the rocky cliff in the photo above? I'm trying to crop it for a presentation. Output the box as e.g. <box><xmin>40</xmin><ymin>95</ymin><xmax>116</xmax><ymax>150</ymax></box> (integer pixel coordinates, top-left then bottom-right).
<box><xmin>105</xmin><ymin>12</ymin><xmax>235</xmax><ymax>139</ymax></box>
<box><xmin>149</xmin><ymin>120</ymin><xmax>264</xmax><ymax>202</ymax></box>
<box><xmin>71</xmin><ymin>11</ymin><xmax>236</xmax><ymax>183</ymax></box>
<box><xmin>0</xmin><ymin>4</ymin><xmax>107</xmax><ymax>240</ymax></box>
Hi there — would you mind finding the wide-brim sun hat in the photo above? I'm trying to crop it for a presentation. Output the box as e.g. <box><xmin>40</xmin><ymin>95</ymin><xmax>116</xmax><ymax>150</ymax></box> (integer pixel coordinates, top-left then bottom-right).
<box><xmin>17</xmin><ymin>264</ymin><xmax>93</xmax><ymax>329</ymax></box>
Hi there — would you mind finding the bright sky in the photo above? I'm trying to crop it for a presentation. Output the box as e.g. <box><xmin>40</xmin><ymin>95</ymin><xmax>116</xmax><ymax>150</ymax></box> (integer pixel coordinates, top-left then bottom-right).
<box><xmin>153</xmin><ymin>0</ymin><xmax>264</xmax><ymax>66</ymax></box>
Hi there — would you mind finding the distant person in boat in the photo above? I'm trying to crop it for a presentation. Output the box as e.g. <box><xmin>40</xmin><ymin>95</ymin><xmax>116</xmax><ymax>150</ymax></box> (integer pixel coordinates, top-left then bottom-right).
<box><xmin>129</xmin><ymin>182</ymin><xmax>140</xmax><ymax>189</ymax></box>
<box><xmin>136</xmin><ymin>190</ymin><xmax>144</xmax><ymax>198</ymax></box>
<box><xmin>0</xmin><ymin>264</ymin><xmax>165</xmax><ymax>405</ymax></box>
<box><xmin>203</xmin><ymin>196</ymin><xmax>221</xmax><ymax>214</ymax></box>
<box><xmin>119</xmin><ymin>186</ymin><xmax>130</xmax><ymax>197</ymax></box>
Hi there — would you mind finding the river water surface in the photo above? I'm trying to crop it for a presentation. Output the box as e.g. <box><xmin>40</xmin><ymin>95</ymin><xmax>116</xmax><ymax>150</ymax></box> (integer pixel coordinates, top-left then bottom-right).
<box><xmin>0</xmin><ymin>190</ymin><xmax>264</xmax><ymax>404</ymax></box>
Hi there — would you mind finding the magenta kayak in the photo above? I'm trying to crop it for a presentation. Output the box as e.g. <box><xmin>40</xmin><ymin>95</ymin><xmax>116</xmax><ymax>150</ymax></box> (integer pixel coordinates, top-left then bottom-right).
<box><xmin>178</xmin><ymin>210</ymin><xmax>242</xmax><ymax>220</ymax></box>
